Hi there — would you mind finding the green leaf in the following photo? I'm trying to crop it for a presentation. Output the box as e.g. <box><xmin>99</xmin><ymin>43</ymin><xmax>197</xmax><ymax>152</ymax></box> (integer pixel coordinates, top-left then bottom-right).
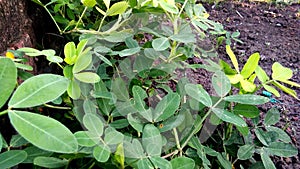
<box><xmin>93</xmin><ymin>144</ymin><xmax>110</xmax><ymax>162</ymax></box>
<box><xmin>169</xmin><ymin>33</ymin><xmax>196</xmax><ymax>43</ymax></box>
<box><xmin>94</xmin><ymin>52</ymin><xmax>112</xmax><ymax>66</ymax></box>
<box><xmin>185</xmin><ymin>83</ymin><xmax>212</xmax><ymax>107</ymax></box>
<box><xmin>125</xmin><ymin>37</ymin><xmax>139</xmax><ymax>48</ymax></box>
<box><xmin>266</xmin><ymin>142</ymin><xmax>298</xmax><ymax>157</ymax></box>
<box><xmin>217</xmin><ymin>153</ymin><xmax>232</xmax><ymax>169</ymax></box>
<box><xmin>264</xmin><ymin>107</ymin><xmax>280</xmax><ymax>126</ymax></box>
<box><xmin>255</xmin><ymin>66</ymin><xmax>269</xmax><ymax>83</ymax></box>
<box><xmin>83</xmin><ymin>114</ymin><xmax>104</xmax><ymax>137</ymax></box>
<box><xmin>74</xmin><ymin>131</ymin><xmax>97</xmax><ymax>147</ymax></box>
<box><xmin>8</xmin><ymin>74</ymin><xmax>68</xmax><ymax>108</ymax></box>
<box><xmin>255</xmin><ymin>128</ymin><xmax>269</xmax><ymax>146</ymax></box>
<box><xmin>14</xmin><ymin>62</ymin><xmax>33</xmax><ymax>71</ymax></box>
<box><xmin>159</xmin><ymin>114</ymin><xmax>185</xmax><ymax>132</ymax></box>
<box><xmin>144</xmin><ymin>48</ymin><xmax>160</xmax><ymax>60</ymax></box>
<box><xmin>142</xmin><ymin>124</ymin><xmax>162</xmax><ymax>156</ymax></box>
<box><xmin>224</xmin><ymin>94</ymin><xmax>269</xmax><ymax>105</ymax></box>
<box><xmin>0</xmin><ymin>58</ymin><xmax>17</xmax><ymax>108</ymax></box>
<box><xmin>73</xmin><ymin>50</ymin><xmax>92</xmax><ymax>73</ymax></box>
<box><xmin>127</xmin><ymin>113</ymin><xmax>143</xmax><ymax>132</ymax></box>
<box><xmin>212</xmin><ymin>71</ymin><xmax>231</xmax><ymax>97</ymax></box>
<box><xmin>212</xmin><ymin>108</ymin><xmax>247</xmax><ymax>127</ymax></box>
<box><xmin>237</xmin><ymin>126</ymin><xmax>249</xmax><ymax>136</ymax></box>
<box><xmin>260</xmin><ymin>148</ymin><xmax>276</xmax><ymax>169</ymax></box>
<box><xmin>34</xmin><ymin>157</ymin><xmax>68</xmax><ymax>168</ymax></box>
<box><xmin>0</xmin><ymin>150</ymin><xmax>27</xmax><ymax>169</ymax></box>
<box><xmin>137</xmin><ymin>158</ymin><xmax>152</xmax><ymax>169</ymax></box>
<box><xmin>110</xmin><ymin>119</ymin><xmax>129</xmax><ymax>129</ymax></box>
<box><xmin>74</xmin><ymin>72</ymin><xmax>100</xmax><ymax>83</ymax></box>
<box><xmin>118</xmin><ymin>47</ymin><xmax>140</xmax><ymax>57</ymax></box>
<box><xmin>112</xmin><ymin>78</ymin><xmax>129</xmax><ymax>101</ymax></box>
<box><xmin>272</xmin><ymin>81</ymin><xmax>298</xmax><ymax>99</ymax></box>
<box><xmin>241</xmin><ymin>52</ymin><xmax>260</xmax><ymax>78</ymax></box>
<box><xmin>226</xmin><ymin>45</ymin><xmax>239</xmax><ymax>73</ymax></box>
<box><xmin>18</xmin><ymin>47</ymin><xmax>40</xmax><ymax>55</ymax></box>
<box><xmin>233</xmin><ymin>104</ymin><xmax>260</xmax><ymax>118</ymax></box>
<box><xmin>76</xmin><ymin>39</ymin><xmax>88</xmax><ymax>55</ymax></box>
<box><xmin>152</xmin><ymin>37</ymin><xmax>170</xmax><ymax>51</ymax></box>
<box><xmin>132</xmin><ymin>86</ymin><xmax>147</xmax><ymax>112</ymax></box>
<box><xmin>9</xmin><ymin>134</ymin><xmax>28</xmax><ymax>147</ymax></box>
<box><xmin>266</xmin><ymin>126</ymin><xmax>291</xmax><ymax>143</ymax></box>
<box><xmin>114</xmin><ymin>143</ymin><xmax>125</xmax><ymax>169</ymax></box>
<box><xmin>106</xmin><ymin>1</ymin><xmax>128</xmax><ymax>16</ymax></box>
<box><xmin>272</xmin><ymin>62</ymin><xmax>293</xmax><ymax>80</ymax></box>
<box><xmin>103</xmin><ymin>29</ymin><xmax>133</xmax><ymax>42</ymax></box>
<box><xmin>64</xmin><ymin>42</ymin><xmax>77</xmax><ymax>65</ymax></box>
<box><xmin>104</xmin><ymin>127</ymin><xmax>124</xmax><ymax>145</ymax></box>
<box><xmin>150</xmin><ymin>156</ymin><xmax>172</xmax><ymax>169</ymax></box>
<box><xmin>280</xmin><ymin>79</ymin><xmax>300</xmax><ymax>88</ymax></box>
<box><xmin>83</xmin><ymin>99</ymin><xmax>97</xmax><ymax>114</ymax></box>
<box><xmin>23</xmin><ymin>146</ymin><xmax>52</xmax><ymax>163</ymax></box>
<box><xmin>262</xmin><ymin>84</ymin><xmax>280</xmax><ymax>97</ymax></box>
<box><xmin>67</xmin><ymin>80</ymin><xmax>81</xmax><ymax>99</ymax></box>
<box><xmin>159</xmin><ymin>1</ymin><xmax>178</xmax><ymax>14</ymax></box>
<box><xmin>0</xmin><ymin>134</ymin><xmax>2</xmax><ymax>151</ymax></box>
<box><xmin>8</xmin><ymin>110</ymin><xmax>78</xmax><ymax>153</ymax></box>
<box><xmin>124</xmin><ymin>139</ymin><xmax>145</xmax><ymax>158</ymax></box>
<box><xmin>46</xmin><ymin>55</ymin><xmax>63</xmax><ymax>63</ymax></box>
<box><xmin>237</xmin><ymin>144</ymin><xmax>255</xmax><ymax>160</ymax></box>
<box><xmin>153</xmin><ymin>92</ymin><xmax>180</xmax><ymax>122</ymax></box>
<box><xmin>171</xmin><ymin>157</ymin><xmax>195</xmax><ymax>169</ymax></box>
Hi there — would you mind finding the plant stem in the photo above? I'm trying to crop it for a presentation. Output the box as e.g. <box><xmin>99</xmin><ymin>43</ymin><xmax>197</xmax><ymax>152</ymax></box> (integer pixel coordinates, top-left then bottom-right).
<box><xmin>181</xmin><ymin>98</ymin><xmax>223</xmax><ymax>149</ymax></box>
<box><xmin>75</xmin><ymin>7</ymin><xmax>88</xmax><ymax>30</ymax></box>
<box><xmin>43</xmin><ymin>104</ymin><xmax>71</xmax><ymax>110</ymax></box>
<box><xmin>43</xmin><ymin>3</ymin><xmax>63</xmax><ymax>34</ymax></box>
<box><xmin>173</xmin><ymin>128</ymin><xmax>182</xmax><ymax>156</ymax></box>
<box><xmin>0</xmin><ymin>110</ymin><xmax>8</xmax><ymax>116</ymax></box>
<box><xmin>97</xmin><ymin>15</ymin><xmax>107</xmax><ymax>31</ymax></box>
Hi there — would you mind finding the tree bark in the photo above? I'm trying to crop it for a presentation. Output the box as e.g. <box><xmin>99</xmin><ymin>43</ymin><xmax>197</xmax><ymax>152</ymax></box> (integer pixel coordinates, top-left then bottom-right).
<box><xmin>0</xmin><ymin>0</ymin><xmax>34</xmax><ymax>53</ymax></box>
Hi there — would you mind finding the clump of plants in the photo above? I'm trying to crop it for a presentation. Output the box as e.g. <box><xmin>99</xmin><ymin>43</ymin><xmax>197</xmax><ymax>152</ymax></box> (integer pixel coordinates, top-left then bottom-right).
<box><xmin>0</xmin><ymin>0</ymin><xmax>299</xmax><ymax>168</ymax></box>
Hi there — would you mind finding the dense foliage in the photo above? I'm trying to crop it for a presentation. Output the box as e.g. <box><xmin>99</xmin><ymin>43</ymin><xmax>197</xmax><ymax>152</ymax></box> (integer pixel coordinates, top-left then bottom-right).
<box><xmin>0</xmin><ymin>0</ymin><xmax>299</xmax><ymax>168</ymax></box>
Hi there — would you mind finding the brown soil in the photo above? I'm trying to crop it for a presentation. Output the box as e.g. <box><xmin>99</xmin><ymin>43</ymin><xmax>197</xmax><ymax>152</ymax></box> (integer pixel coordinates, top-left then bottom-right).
<box><xmin>204</xmin><ymin>1</ymin><xmax>300</xmax><ymax>168</ymax></box>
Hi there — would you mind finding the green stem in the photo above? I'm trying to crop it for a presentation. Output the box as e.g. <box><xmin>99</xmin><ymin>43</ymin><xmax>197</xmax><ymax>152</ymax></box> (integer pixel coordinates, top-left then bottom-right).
<box><xmin>97</xmin><ymin>15</ymin><xmax>107</xmax><ymax>31</ymax></box>
<box><xmin>43</xmin><ymin>3</ymin><xmax>63</xmax><ymax>34</ymax></box>
<box><xmin>173</xmin><ymin>128</ymin><xmax>182</xmax><ymax>156</ymax></box>
<box><xmin>181</xmin><ymin>98</ymin><xmax>223</xmax><ymax>149</ymax></box>
<box><xmin>0</xmin><ymin>110</ymin><xmax>8</xmax><ymax>116</ymax></box>
<box><xmin>43</xmin><ymin>104</ymin><xmax>71</xmax><ymax>110</ymax></box>
<box><xmin>75</xmin><ymin>7</ymin><xmax>88</xmax><ymax>30</ymax></box>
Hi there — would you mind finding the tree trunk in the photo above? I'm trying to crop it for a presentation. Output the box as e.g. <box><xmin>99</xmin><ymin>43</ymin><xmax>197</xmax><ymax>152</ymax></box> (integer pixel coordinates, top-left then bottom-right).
<box><xmin>0</xmin><ymin>0</ymin><xmax>34</xmax><ymax>53</ymax></box>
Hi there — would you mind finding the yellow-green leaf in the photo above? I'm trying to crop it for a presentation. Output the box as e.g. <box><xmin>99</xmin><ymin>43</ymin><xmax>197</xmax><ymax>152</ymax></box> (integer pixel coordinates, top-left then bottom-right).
<box><xmin>280</xmin><ymin>79</ymin><xmax>300</xmax><ymax>88</ymax></box>
<box><xmin>272</xmin><ymin>81</ymin><xmax>298</xmax><ymax>99</ymax></box>
<box><xmin>240</xmin><ymin>79</ymin><xmax>256</xmax><ymax>92</ymax></box>
<box><xmin>106</xmin><ymin>1</ymin><xmax>128</xmax><ymax>16</ymax></box>
<box><xmin>64</xmin><ymin>42</ymin><xmax>77</xmax><ymax>65</ymax></box>
<box><xmin>226</xmin><ymin>45</ymin><xmax>239</xmax><ymax>73</ymax></box>
<box><xmin>241</xmin><ymin>52</ymin><xmax>260</xmax><ymax>78</ymax></box>
<box><xmin>103</xmin><ymin>0</ymin><xmax>110</xmax><ymax>9</ymax></box>
<box><xmin>255</xmin><ymin>65</ymin><xmax>269</xmax><ymax>83</ymax></box>
<box><xmin>227</xmin><ymin>74</ymin><xmax>243</xmax><ymax>84</ymax></box>
<box><xmin>262</xmin><ymin>84</ymin><xmax>280</xmax><ymax>97</ymax></box>
<box><xmin>81</xmin><ymin>0</ymin><xmax>97</xmax><ymax>8</ymax></box>
<box><xmin>272</xmin><ymin>62</ymin><xmax>293</xmax><ymax>80</ymax></box>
